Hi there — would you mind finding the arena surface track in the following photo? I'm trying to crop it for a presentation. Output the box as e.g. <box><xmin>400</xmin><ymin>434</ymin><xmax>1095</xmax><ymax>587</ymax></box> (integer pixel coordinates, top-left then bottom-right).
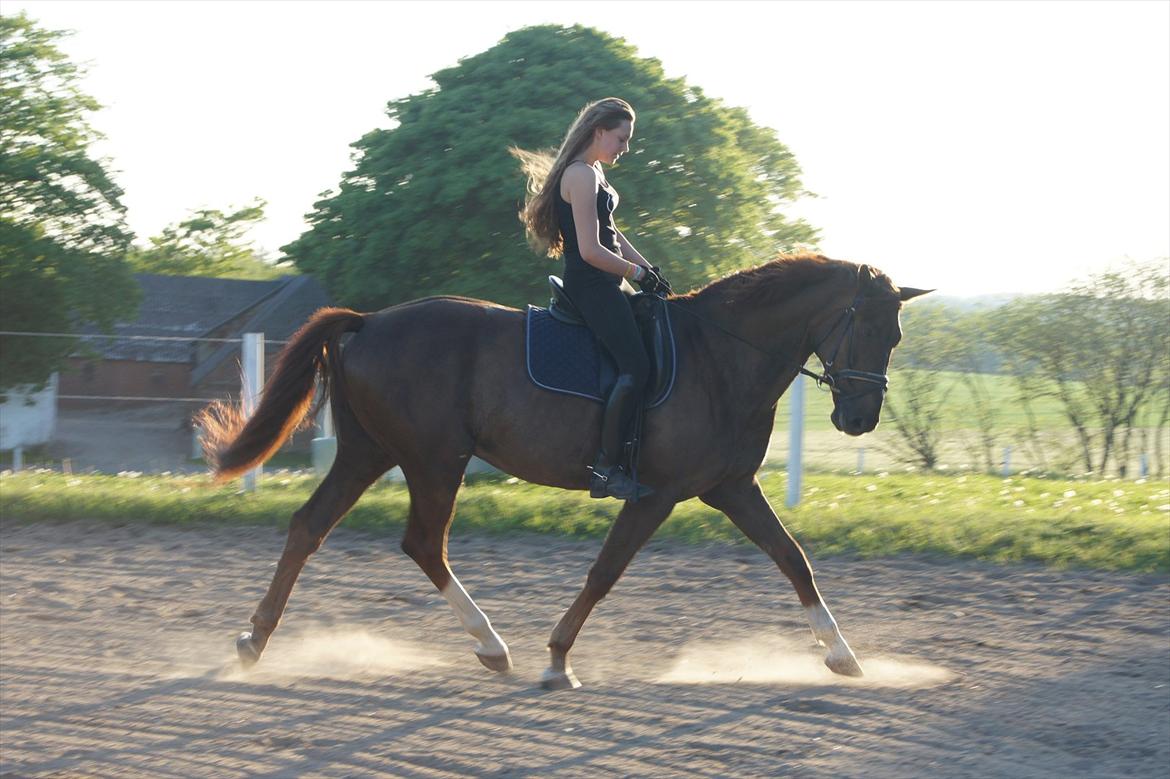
<box><xmin>1</xmin><ymin>520</ymin><xmax>1167</xmax><ymax>777</ymax></box>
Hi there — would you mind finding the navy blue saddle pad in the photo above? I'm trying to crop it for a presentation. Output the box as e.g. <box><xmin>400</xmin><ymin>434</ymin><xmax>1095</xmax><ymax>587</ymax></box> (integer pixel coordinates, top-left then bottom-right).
<box><xmin>525</xmin><ymin>305</ymin><xmax>675</xmax><ymax>408</ymax></box>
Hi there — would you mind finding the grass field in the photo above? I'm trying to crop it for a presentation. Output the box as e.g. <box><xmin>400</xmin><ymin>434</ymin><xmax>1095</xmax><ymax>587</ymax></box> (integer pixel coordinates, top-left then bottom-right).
<box><xmin>3</xmin><ymin>468</ymin><xmax>1167</xmax><ymax>573</ymax></box>
<box><xmin>766</xmin><ymin>368</ymin><xmax>1170</xmax><ymax>475</ymax></box>
<box><xmin>774</xmin><ymin>368</ymin><xmax>1169</xmax><ymax>432</ymax></box>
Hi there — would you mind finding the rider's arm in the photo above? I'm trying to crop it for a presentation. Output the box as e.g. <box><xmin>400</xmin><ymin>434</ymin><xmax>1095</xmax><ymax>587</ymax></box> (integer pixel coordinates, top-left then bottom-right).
<box><xmin>564</xmin><ymin>165</ymin><xmax>645</xmax><ymax>282</ymax></box>
<box><xmin>615</xmin><ymin>228</ymin><xmax>651</xmax><ymax>270</ymax></box>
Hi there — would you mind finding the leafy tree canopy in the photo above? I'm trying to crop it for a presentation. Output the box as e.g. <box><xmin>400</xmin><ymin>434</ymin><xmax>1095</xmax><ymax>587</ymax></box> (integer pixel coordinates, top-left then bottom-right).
<box><xmin>283</xmin><ymin>24</ymin><xmax>819</xmax><ymax>309</ymax></box>
<box><xmin>128</xmin><ymin>199</ymin><xmax>292</xmax><ymax>280</ymax></box>
<box><xmin>0</xmin><ymin>13</ymin><xmax>139</xmax><ymax>392</ymax></box>
<box><xmin>992</xmin><ymin>260</ymin><xmax>1169</xmax><ymax>475</ymax></box>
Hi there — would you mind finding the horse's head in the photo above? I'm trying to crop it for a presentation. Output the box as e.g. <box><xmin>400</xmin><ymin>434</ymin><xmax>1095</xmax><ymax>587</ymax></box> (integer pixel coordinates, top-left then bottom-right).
<box><xmin>812</xmin><ymin>265</ymin><xmax>930</xmax><ymax>436</ymax></box>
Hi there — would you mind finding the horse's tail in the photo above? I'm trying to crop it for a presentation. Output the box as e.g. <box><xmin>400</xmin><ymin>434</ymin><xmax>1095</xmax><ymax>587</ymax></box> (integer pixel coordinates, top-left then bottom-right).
<box><xmin>196</xmin><ymin>307</ymin><xmax>365</xmax><ymax>483</ymax></box>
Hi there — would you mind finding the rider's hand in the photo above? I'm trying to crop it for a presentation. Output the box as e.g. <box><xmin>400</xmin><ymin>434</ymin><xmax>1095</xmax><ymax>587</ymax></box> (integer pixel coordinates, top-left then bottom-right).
<box><xmin>649</xmin><ymin>265</ymin><xmax>673</xmax><ymax>296</ymax></box>
<box><xmin>636</xmin><ymin>266</ymin><xmax>667</xmax><ymax>296</ymax></box>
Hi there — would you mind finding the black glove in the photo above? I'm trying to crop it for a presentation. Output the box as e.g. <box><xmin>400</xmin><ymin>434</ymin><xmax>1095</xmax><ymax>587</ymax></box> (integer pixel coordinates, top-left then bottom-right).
<box><xmin>650</xmin><ymin>265</ymin><xmax>673</xmax><ymax>296</ymax></box>
<box><xmin>636</xmin><ymin>266</ymin><xmax>667</xmax><ymax>296</ymax></box>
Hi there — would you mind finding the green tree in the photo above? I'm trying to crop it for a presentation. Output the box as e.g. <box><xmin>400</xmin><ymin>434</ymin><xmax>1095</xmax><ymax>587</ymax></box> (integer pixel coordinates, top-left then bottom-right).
<box><xmin>931</xmin><ymin>308</ymin><xmax>1003</xmax><ymax>471</ymax></box>
<box><xmin>0</xmin><ymin>13</ymin><xmax>139</xmax><ymax>393</ymax></box>
<box><xmin>128</xmin><ymin>199</ymin><xmax>291</xmax><ymax>280</ymax></box>
<box><xmin>283</xmin><ymin>25</ymin><xmax>818</xmax><ymax>310</ymax></box>
<box><xmin>881</xmin><ymin>302</ymin><xmax>958</xmax><ymax>470</ymax></box>
<box><xmin>993</xmin><ymin>260</ymin><xmax>1170</xmax><ymax>476</ymax></box>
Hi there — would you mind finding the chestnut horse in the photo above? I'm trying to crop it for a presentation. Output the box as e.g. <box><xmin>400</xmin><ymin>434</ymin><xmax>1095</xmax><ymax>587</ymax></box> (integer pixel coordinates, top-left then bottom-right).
<box><xmin>199</xmin><ymin>254</ymin><xmax>927</xmax><ymax>689</ymax></box>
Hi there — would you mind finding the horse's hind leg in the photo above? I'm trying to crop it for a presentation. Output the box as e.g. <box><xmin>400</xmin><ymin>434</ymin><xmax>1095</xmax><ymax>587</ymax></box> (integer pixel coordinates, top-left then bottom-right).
<box><xmin>701</xmin><ymin>477</ymin><xmax>863</xmax><ymax>677</ymax></box>
<box><xmin>542</xmin><ymin>493</ymin><xmax>677</xmax><ymax>690</ymax></box>
<box><xmin>236</xmin><ymin>452</ymin><xmax>389</xmax><ymax>667</ymax></box>
<box><xmin>399</xmin><ymin>459</ymin><xmax>512</xmax><ymax>673</ymax></box>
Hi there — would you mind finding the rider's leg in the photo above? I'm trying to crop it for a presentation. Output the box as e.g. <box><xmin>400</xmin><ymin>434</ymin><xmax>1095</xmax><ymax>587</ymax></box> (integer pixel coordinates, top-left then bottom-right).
<box><xmin>565</xmin><ymin>280</ymin><xmax>652</xmax><ymax>500</ymax></box>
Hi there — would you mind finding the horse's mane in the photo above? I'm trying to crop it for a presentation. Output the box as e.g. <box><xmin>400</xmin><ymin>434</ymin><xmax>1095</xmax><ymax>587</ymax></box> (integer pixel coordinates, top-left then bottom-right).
<box><xmin>681</xmin><ymin>252</ymin><xmax>863</xmax><ymax>307</ymax></box>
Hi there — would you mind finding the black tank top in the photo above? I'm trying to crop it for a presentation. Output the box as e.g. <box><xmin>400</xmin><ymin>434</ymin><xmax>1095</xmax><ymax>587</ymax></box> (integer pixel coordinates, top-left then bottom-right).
<box><xmin>556</xmin><ymin>163</ymin><xmax>621</xmax><ymax>286</ymax></box>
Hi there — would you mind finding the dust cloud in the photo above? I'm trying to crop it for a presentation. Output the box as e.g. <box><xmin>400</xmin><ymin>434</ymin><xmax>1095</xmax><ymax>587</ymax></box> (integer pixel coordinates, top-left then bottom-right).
<box><xmin>656</xmin><ymin>636</ymin><xmax>954</xmax><ymax>689</ymax></box>
<box><xmin>155</xmin><ymin>627</ymin><xmax>447</xmax><ymax>684</ymax></box>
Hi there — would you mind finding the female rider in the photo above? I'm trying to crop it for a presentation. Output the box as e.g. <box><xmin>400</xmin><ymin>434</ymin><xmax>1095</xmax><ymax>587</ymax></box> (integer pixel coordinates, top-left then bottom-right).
<box><xmin>513</xmin><ymin>98</ymin><xmax>670</xmax><ymax>501</ymax></box>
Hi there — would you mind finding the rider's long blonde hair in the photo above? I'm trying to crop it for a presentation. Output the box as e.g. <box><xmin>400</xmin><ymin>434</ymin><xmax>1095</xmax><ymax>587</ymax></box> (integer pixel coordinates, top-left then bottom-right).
<box><xmin>510</xmin><ymin>97</ymin><xmax>635</xmax><ymax>258</ymax></box>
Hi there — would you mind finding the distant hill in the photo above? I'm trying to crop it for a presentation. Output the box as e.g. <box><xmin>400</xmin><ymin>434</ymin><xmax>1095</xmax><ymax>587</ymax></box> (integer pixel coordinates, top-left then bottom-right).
<box><xmin>928</xmin><ymin>293</ymin><xmax>1025</xmax><ymax>311</ymax></box>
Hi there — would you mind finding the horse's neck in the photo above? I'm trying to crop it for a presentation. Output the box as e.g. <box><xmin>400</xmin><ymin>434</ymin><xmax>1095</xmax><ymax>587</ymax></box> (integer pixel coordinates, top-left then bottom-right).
<box><xmin>682</xmin><ymin>281</ymin><xmax>849</xmax><ymax>406</ymax></box>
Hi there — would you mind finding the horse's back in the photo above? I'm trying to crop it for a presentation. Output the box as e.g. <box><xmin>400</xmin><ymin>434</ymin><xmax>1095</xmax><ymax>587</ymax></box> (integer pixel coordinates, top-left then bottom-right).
<box><xmin>336</xmin><ymin>295</ymin><xmax>527</xmax><ymax>432</ymax></box>
<box><xmin>343</xmin><ymin>294</ymin><xmax>523</xmax><ymax>375</ymax></box>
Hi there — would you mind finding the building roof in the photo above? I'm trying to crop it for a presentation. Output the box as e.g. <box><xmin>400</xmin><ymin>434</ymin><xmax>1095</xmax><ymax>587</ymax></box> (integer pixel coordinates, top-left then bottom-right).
<box><xmin>77</xmin><ymin>274</ymin><xmax>331</xmax><ymax>375</ymax></box>
<box><xmin>190</xmin><ymin>275</ymin><xmax>331</xmax><ymax>386</ymax></box>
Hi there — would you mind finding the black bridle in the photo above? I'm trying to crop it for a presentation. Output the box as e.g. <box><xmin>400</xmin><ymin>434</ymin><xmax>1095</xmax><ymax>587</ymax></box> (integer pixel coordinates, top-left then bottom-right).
<box><xmin>662</xmin><ymin>287</ymin><xmax>890</xmax><ymax>401</ymax></box>
<box><xmin>806</xmin><ymin>292</ymin><xmax>890</xmax><ymax>401</ymax></box>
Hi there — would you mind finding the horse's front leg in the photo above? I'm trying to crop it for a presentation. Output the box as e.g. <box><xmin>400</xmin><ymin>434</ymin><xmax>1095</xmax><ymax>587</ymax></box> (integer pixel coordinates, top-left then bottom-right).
<box><xmin>701</xmin><ymin>477</ymin><xmax>863</xmax><ymax>677</ymax></box>
<box><xmin>542</xmin><ymin>493</ymin><xmax>677</xmax><ymax>690</ymax></box>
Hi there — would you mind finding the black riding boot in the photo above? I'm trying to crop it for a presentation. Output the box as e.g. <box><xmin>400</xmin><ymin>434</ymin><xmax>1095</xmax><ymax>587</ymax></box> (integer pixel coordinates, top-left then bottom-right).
<box><xmin>589</xmin><ymin>374</ymin><xmax>655</xmax><ymax>501</ymax></box>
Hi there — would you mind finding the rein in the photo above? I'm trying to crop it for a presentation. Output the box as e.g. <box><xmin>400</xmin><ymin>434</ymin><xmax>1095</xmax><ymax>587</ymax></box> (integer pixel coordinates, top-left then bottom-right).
<box><xmin>661</xmin><ymin>290</ymin><xmax>889</xmax><ymax>400</ymax></box>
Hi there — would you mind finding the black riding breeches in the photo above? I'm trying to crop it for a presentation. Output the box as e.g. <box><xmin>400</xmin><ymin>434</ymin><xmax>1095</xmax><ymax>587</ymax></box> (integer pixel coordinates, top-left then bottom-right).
<box><xmin>564</xmin><ymin>278</ymin><xmax>650</xmax><ymax>395</ymax></box>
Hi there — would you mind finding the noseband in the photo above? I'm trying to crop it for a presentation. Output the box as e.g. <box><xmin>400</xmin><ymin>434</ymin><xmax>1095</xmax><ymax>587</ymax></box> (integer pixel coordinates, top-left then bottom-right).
<box><xmin>808</xmin><ymin>292</ymin><xmax>890</xmax><ymax>401</ymax></box>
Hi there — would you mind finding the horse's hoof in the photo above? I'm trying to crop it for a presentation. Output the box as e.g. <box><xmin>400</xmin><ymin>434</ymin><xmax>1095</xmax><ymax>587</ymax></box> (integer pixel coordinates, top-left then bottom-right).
<box><xmin>236</xmin><ymin>632</ymin><xmax>261</xmax><ymax>668</ymax></box>
<box><xmin>825</xmin><ymin>648</ymin><xmax>864</xmax><ymax>678</ymax></box>
<box><xmin>540</xmin><ymin>667</ymin><xmax>582</xmax><ymax>691</ymax></box>
<box><xmin>475</xmin><ymin>649</ymin><xmax>513</xmax><ymax>673</ymax></box>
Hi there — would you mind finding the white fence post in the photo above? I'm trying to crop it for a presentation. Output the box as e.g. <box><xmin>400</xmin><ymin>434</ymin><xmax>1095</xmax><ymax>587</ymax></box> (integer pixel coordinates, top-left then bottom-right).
<box><xmin>319</xmin><ymin>396</ymin><xmax>334</xmax><ymax>438</ymax></box>
<box><xmin>1002</xmin><ymin>446</ymin><xmax>1012</xmax><ymax>477</ymax></box>
<box><xmin>242</xmin><ymin>332</ymin><xmax>264</xmax><ymax>492</ymax></box>
<box><xmin>856</xmin><ymin>447</ymin><xmax>865</xmax><ymax>475</ymax></box>
<box><xmin>786</xmin><ymin>373</ymin><xmax>805</xmax><ymax>509</ymax></box>
<box><xmin>192</xmin><ymin>426</ymin><xmax>204</xmax><ymax>461</ymax></box>
<box><xmin>312</xmin><ymin>391</ymin><xmax>336</xmax><ymax>477</ymax></box>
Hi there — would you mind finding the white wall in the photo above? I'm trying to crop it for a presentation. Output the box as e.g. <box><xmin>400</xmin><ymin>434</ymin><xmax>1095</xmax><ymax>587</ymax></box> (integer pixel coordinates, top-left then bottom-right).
<box><xmin>0</xmin><ymin>373</ymin><xmax>58</xmax><ymax>450</ymax></box>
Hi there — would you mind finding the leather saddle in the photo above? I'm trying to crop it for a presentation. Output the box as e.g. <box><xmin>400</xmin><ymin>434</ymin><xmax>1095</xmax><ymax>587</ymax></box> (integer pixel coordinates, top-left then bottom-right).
<box><xmin>525</xmin><ymin>275</ymin><xmax>677</xmax><ymax>408</ymax></box>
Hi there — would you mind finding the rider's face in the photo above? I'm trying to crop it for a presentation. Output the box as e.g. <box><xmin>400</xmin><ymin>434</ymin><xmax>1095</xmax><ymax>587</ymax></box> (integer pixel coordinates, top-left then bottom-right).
<box><xmin>596</xmin><ymin>120</ymin><xmax>634</xmax><ymax>165</ymax></box>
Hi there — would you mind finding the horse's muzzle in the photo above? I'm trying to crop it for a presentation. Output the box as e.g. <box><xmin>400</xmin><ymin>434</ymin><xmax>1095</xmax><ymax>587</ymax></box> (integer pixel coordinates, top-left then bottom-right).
<box><xmin>831</xmin><ymin>405</ymin><xmax>878</xmax><ymax>436</ymax></box>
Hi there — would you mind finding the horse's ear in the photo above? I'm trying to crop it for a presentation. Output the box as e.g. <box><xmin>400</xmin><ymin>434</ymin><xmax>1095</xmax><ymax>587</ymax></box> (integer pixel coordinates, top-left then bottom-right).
<box><xmin>858</xmin><ymin>264</ymin><xmax>881</xmax><ymax>290</ymax></box>
<box><xmin>898</xmin><ymin>286</ymin><xmax>933</xmax><ymax>302</ymax></box>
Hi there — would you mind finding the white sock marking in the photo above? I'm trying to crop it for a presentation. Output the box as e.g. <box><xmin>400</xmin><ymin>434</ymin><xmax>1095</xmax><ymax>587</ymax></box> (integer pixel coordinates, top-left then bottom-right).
<box><xmin>805</xmin><ymin>603</ymin><xmax>841</xmax><ymax>647</ymax></box>
<box><xmin>440</xmin><ymin>576</ymin><xmax>509</xmax><ymax>657</ymax></box>
<box><xmin>806</xmin><ymin>602</ymin><xmax>861</xmax><ymax>671</ymax></box>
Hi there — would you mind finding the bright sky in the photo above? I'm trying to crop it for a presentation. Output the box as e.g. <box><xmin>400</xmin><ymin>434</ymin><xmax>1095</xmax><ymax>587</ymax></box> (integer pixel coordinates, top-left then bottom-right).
<box><xmin>11</xmin><ymin>0</ymin><xmax>1170</xmax><ymax>296</ymax></box>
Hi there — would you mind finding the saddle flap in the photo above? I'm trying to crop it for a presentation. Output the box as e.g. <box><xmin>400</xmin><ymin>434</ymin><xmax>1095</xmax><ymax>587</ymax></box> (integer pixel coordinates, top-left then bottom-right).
<box><xmin>631</xmin><ymin>294</ymin><xmax>674</xmax><ymax>403</ymax></box>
